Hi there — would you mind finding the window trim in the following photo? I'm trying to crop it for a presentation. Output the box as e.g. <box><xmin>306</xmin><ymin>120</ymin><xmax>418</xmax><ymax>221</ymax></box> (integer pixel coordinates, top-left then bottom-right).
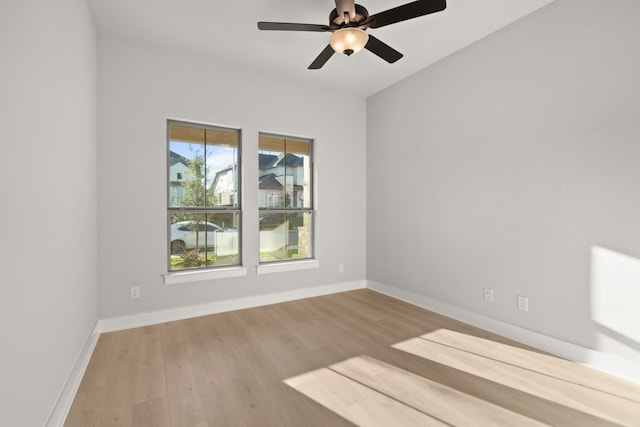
<box><xmin>166</xmin><ymin>119</ymin><xmax>242</xmax><ymax>274</ymax></box>
<box><xmin>256</xmin><ymin>259</ymin><xmax>319</xmax><ymax>275</ymax></box>
<box><xmin>163</xmin><ymin>266</ymin><xmax>248</xmax><ymax>285</ymax></box>
<box><xmin>258</xmin><ymin>132</ymin><xmax>315</xmax><ymax>265</ymax></box>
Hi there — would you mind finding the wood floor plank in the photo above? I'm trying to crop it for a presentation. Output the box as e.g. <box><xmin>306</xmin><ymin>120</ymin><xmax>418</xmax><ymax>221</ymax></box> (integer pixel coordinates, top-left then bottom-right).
<box><xmin>133</xmin><ymin>397</ymin><xmax>171</xmax><ymax>427</ymax></box>
<box><xmin>163</xmin><ymin>343</ymin><xmax>208</xmax><ymax>427</ymax></box>
<box><xmin>183</xmin><ymin>318</ymin><xmax>211</xmax><ymax>357</ymax></box>
<box><xmin>159</xmin><ymin>319</ymin><xmax>191</xmax><ymax>349</ymax></box>
<box><xmin>189</xmin><ymin>349</ymin><xmax>249</xmax><ymax>427</ymax></box>
<box><xmin>227</xmin><ymin>374</ymin><xmax>284</xmax><ymax>426</ymax></box>
<box><xmin>94</xmin><ymin>357</ymin><xmax>136</xmax><ymax>427</ymax></box>
<box><xmin>239</xmin><ymin>314</ymin><xmax>310</xmax><ymax>376</ymax></box>
<box><xmin>213</xmin><ymin>311</ymin><xmax>268</xmax><ymax>363</ymax></box>
<box><xmin>110</xmin><ymin>328</ymin><xmax>139</xmax><ymax>361</ymax></box>
<box><xmin>200</xmin><ymin>314</ymin><xmax>263</xmax><ymax>384</ymax></box>
<box><xmin>63</xmin><ymin>388</ymin><xmax>103</xmax><ymax>427</ymax></box>
<box><xmin>134</xmin><ymin>325</ymin><xmax>167</xmax><ymax>404</ymax></box>
<box><xmin>77</xmin><ymin>333</ymin><xmax>114</xmax><ymax>393</ymax></box>
<box><xmin>293</xmin><ymin>297</ymin><xmax>383</xmax><ymax>356</ymax></box>
<box><xmin>265</xmin><ymin>304</ymin><xmax>329</xmax><ymax>354</ymax></box>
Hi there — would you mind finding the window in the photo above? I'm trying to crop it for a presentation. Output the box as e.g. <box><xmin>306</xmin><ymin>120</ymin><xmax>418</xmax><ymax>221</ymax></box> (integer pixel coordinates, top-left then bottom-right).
<box><xmin>168</xmin><ymin>121</ymin><xmax>241</xmax><ymax>271</ymax></box>
<box><xmin>259</xmin><ymin>133</ymin><xmax>313</xmax><ymax>263</ymax></box>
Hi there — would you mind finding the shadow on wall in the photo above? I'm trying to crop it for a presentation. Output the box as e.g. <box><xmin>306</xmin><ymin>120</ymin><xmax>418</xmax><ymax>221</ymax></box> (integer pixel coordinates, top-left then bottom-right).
<box><xmin>590</xmin><ymin>246</ymin><xmax>640</xmax><ymax>361</ymax></box>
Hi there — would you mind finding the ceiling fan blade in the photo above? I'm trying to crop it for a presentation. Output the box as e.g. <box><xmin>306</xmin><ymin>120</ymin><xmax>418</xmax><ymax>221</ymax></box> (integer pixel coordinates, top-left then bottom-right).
<box><xmin>367</xmin><ymin>0</ymin><xmax>446</xmax><ymax>29</ymax></box>
<box><xmin>308</xmin><ymin>45</ymin><xmax>335</xmax><ymax>70</ymax></box>
<box><xmin>365</xmin><ymin>35</ymin><xmax>403</xmax><ymax>63</ymax></box>
<box><xmin>335</xmin><ymin>0</ymin><xmax>357</xmax><ymax>22</ymax></box>
<box><xmin>257</xmin><ymin>22</ymin><xmax>331</xmax><ymax>32</ymax></box>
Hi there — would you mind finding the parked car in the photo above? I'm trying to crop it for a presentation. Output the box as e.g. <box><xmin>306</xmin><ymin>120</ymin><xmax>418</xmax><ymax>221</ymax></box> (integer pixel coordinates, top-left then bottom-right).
<box><xmin>170</xmin><ymin>221</ymin><xmax>236</xmax><ymax>254</ymax></box>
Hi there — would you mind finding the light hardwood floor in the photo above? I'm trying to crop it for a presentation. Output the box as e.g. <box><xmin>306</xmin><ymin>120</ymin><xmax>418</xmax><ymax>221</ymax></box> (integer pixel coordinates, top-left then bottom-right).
<box><xmin>65</xmin><ymin>290</ymin><xmax>640</xmax><ymax>426</ymax></box>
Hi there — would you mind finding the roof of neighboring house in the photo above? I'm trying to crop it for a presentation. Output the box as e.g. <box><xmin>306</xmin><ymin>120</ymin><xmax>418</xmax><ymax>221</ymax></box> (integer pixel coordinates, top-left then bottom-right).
<box><xmin>258</xmin><ymin>173</ymin><xmax>282</xmax><ymax>190</ymax></box>
<box><xmin>259</xmin><ymin>153</ymin><xmax>278</xmax><ymax>169</ymax></box>
<box><xmin>258</xmin><ymin>174</ymin><xmax>303</xmax><ymax>191</ymax></box>
<box><xmin>169</xmin><ymin>151</ymin><xmax>190</xmax><ymax>167</ymax></box>
<box><xmin>278</xmin><ymin>153</ymin><xmax>304</xmax><ymax>167</ymax></box>
<box><xmin>259</xmin><ymin>153</ymin><xmax>304</xmax><ymax>169</ymax></box>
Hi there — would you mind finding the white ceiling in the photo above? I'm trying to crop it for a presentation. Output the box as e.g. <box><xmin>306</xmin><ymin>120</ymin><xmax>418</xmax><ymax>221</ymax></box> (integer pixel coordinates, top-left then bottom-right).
<box><xmin>87</xmin><ymin>0</ymin><xmax>554</xmax><ymax>97</ymax></box>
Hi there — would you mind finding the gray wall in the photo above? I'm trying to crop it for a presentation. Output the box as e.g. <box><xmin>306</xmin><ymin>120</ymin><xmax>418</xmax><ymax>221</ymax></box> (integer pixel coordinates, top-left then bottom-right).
<box><xmin>367</xmin><ymin>0</ymin><xmax>640</xmax><ymax>362</ymax></box>
<box><xmin>0</xmin><ymin>1</ymin><xmax>98</xmax><ymax>425</ymax></box>
<box><xmin>97</xmin><ymin>37</ymin><xmax>367</xmax><ymax>319</ymax></box>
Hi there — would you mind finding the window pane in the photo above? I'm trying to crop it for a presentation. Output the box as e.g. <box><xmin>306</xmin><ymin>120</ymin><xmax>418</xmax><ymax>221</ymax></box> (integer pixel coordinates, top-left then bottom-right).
<box><xmin>259</xmin><ymin>136</ymin><xmax>311</xmax><ymax>209</ymax></box>
<box><xmin>207</xmin><ymin>129</ymin><xmax>239</xmax><ymax>208</ymax></box>
<box><xmin>259</xmin><ymin>212</ymin><xmax>312</xmax><ymax>262</ymax></box>
<box><xmin>169</xmin><ymin>212</ymin><xmax>239</xmax><ymax>271</ymax></box>
<box><xmin>169</xmin><ymin>123</ymin><xmax>239</xmax><ymax>208</ymax></box>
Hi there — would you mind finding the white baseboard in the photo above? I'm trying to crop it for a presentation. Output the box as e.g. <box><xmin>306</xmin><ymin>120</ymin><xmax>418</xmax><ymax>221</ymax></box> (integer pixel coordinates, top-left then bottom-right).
<box><xmin>367</xmin><ymin>280</ymin><xmax>640</xmax><ymax>385</ymax></box>
<box><xmin>96</xmin><ymin>280</ymin><xmax>366</xmax><ymax>333</ymax></box>
<box><xmin>46</xmin><ymin>327</ymin><xmax>100</xmax><ymax>427</ymax></box>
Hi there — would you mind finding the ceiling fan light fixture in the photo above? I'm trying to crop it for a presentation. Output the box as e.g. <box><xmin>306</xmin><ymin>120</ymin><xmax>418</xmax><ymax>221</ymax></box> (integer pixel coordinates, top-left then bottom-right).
<box><xmin>329</xmin><ymin>28</ymin><xmax>369</xmax><ymax>56</ymax></box>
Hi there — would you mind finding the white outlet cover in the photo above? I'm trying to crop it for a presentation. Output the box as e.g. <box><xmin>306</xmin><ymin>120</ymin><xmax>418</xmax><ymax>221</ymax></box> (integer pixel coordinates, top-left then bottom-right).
<box><xmin>517</xmin><ymin>295</ymin><xmax>529</xmax><ymax>311</ymax></box>
<box><xmin>130</xmin><ymin>286</ymin><xmax>141</xmax><ymax>299</ymax></box>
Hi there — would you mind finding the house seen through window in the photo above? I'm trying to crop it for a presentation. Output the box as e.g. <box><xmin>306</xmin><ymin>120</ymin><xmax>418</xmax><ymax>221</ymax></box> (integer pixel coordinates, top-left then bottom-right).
<box><xmin>259</xmin><ymin>133</ymin><xmax>313</xmax><ymax>263</ymax></box>
<box><xmin>168</xmin><ymin>121</ymin><xmax>241</xmax><ymax>271</ymax></box>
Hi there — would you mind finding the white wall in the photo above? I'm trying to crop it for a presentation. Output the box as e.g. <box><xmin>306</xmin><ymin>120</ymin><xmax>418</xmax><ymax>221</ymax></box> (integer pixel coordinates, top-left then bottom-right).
<box><xmin>367</xmin><ymin>0</ymin><xmax>640</xmax><ymax>362</ymax></box>
<box><xmin>97</xmin><ymin>37</ymin><xmax>367</xmax><ymax>319</ymax></box>
<box><xmin>0</xmin><ymin>1</ymin><xmax>98</xmax><ymax>425</ymax></box>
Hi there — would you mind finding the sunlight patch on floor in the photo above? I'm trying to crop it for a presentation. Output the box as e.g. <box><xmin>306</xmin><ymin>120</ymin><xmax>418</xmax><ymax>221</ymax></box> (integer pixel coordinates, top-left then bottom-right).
<box><xmin>284</xmin><ymin>365</ymin><xmax>448</xmax><ymax>426</ymax></box>
<box><xmin>393</xmin><ymin>330</ymin><xmax>640</xmax><ymax>426</ymax></box>
<box><xmin>417</xmin><ymin>328</ymin><xmax>640</xmax><ymax>403</ymax></box>
<box><xmin>284</xmin><ymin>328</ymin><xmax>640</xmax><ymax>426</ymax></box>
<box><xmin>285</xmin><ymin>355</ymin><xmax>543</xmax><ymax>426</ymax></box>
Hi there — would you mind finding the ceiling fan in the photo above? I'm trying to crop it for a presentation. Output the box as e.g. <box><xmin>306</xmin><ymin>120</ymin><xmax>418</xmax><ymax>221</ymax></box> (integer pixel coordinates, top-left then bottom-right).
<box><xmin>257</xmin><ymin>0</ymin><xmax>447</xmax><ymax>69</ymax></box>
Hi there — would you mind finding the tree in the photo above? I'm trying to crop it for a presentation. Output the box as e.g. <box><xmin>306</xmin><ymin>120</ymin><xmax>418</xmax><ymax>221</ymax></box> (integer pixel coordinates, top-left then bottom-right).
<box><xmin>172</xmin><ymin>148</ymin><xmax>213</xmax><ymax>253</ymax></box>
<box><xmin>181</xmin><ymin>150</ymin><xmax>213</xmax><ymax>208</ymax></box>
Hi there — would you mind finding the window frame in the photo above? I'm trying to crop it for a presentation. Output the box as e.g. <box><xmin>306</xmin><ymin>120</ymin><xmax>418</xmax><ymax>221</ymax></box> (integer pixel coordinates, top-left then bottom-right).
<box><xmin>258</xmin><ymin>132</ymin><xmax>315</xmax><ymax>265</ymax></box>
<box><xmin>166</xmin><ymin>119</ymin><xmax>242</xmax><ymax>273</ymax></box>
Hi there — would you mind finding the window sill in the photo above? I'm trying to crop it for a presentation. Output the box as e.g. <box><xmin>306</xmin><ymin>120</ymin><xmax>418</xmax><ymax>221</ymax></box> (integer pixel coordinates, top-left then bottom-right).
<box><xmin>256</xmin><ymin>259</ymin><xmax>319</xmax><ymax>275</ymax></box>
<box><xmin>163</xmin><ymin>266</ymin><xmax>248</xmax><ymax>285</ymax></box>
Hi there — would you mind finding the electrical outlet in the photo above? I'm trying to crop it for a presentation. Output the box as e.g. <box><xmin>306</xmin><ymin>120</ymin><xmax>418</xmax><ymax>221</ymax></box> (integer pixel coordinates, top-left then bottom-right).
<box><xmin>338</xmin><ymin>263</ymin><xmax>344</xmax><ymax>273</ymax></box>
<box><xmin>517</xmin><ymin>295</ymin><xmax>529</xmax><ymax>311</ymax></box>
<box><xmin>130</xmin><ymin>286</ymin><xmax>141</xmax><ymax>299</ymax></box>
<box><xmin>483</xmin><ymin>287</ymin><xmax>494</xmax><ymax>302</ymax></box>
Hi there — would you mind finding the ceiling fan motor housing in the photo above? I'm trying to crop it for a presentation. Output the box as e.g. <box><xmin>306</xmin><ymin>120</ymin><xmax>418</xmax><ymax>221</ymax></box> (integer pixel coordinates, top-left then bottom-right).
<box><xmin>330</xmin><ymin>4</ymin><xmax>369</xmax><ymax>26</ymax></box>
